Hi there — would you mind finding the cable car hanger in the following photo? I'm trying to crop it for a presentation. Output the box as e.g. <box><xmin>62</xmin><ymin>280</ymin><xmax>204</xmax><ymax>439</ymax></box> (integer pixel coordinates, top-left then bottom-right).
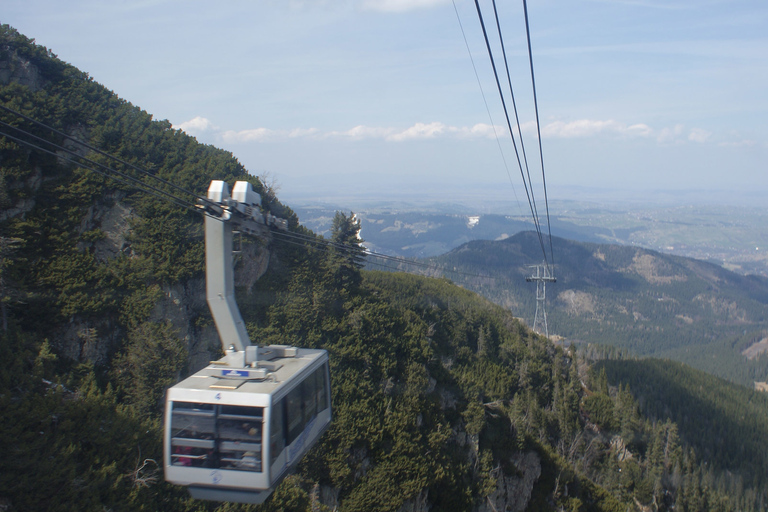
<box><xmin>164</xmin><ymin>180</ymin><xmax>332</xmax><ymax>505</ymax></box>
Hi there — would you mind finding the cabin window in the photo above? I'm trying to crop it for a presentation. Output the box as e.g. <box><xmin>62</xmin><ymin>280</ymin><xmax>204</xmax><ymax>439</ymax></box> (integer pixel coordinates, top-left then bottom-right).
<box><xmin>170</xmin><ymin>402</ymin><xmax>264</xmax><ymax>472</ymax></box>
<box><xmin>281</xmin><ymin>364</ymin><xmax>331</xmax><ymax>448</ymax></box>
<box><xmin>217</xmin><ymin>404</ymin><xmax>264</xmax><ymax>472</ymax></box>
<box><xmin>285</xmin><ymin>385</ymin><xmax>304</xmax><ymax>445</ymax></box>
<box><xmin>302</xmin><ymin>370</ymin><xmax>318</xmax><ymax>425</ymax></box>
<box><xmin>171</xmin><ymin>402</ymin><xmax>216</xmax><ymax>440</ymax></box>
<box><xmin>316</xmin><ymin>365</ymin><xmax>329</xmax><ymax>413</ymax></box>
<box><xmin>270</xmin><ymin>400</ymin><xmax>285</xmax><ymax>465</ymax></box>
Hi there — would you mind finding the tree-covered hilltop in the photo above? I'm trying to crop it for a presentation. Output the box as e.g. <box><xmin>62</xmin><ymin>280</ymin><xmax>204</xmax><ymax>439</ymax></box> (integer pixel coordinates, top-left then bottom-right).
<box><xmin>2</xmin><ymin>24</ymin><xmax>768</xmax><ymax>511</ymax></box>
<box><xmin>425</xmin><ymin>231</ymin><xmax>768</xmax><ymax>386</ymax></box>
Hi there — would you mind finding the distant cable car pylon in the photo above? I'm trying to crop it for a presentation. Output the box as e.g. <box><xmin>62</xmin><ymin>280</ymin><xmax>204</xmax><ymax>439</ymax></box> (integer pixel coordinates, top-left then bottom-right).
<box><xmin>526</xmin><ymin>262</ymin><xmax>556</xmax><ymax>337</ymax></box>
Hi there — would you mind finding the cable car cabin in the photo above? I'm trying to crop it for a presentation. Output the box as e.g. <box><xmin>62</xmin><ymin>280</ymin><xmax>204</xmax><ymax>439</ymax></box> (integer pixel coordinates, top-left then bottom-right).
<box><xmin>164</xmin><ymin>345</ymin><xmax>331</xmax><ymax>504</ymax></box>
<box><xmin>165</xmin><ymin>180</ymin><xmax>331</xmax><ymax>503</ymax></box>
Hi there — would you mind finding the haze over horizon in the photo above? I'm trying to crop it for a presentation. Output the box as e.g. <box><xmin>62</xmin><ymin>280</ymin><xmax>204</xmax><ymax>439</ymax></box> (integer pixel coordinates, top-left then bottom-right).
<box><xmin>4</xmin><ymin>0</ymin><xmax>767</xmax><ymax>208</ymax></box>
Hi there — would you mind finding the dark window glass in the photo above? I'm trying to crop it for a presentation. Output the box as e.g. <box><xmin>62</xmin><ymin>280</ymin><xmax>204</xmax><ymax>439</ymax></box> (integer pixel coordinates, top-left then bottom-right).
<box><xmin>171</xmin><ymin>402</ymin><xmax>215</xmax><ymax>439</ymax></box>
<box><xmin>218</xmin><ymin>417</ymin><xmax>262</xmax><ymax>443</ymax></box>
<box><xmin>270</xmin><ymin>399</ymin><xmax>285</xmax><ymax>465</ymax></box>
<box><xmin>316</xmin><ymin>365</ymin><xmax>329</xmax><ymax>413</ymax></box>
<box><xmin>302</xmin><ymin>371</ymin><xmax>318</xmax><ymax>425</ymax></box>
<box><xmin>285</xmin><ymin>385</ymin><xmax>304</xmax><ymax>444</ymax></box>
<box><xmin>220</xmin><ymin>405</ymin><xmax>263</xmax><ymax>418</ymax></box>
<box><xmin>169</xmin><ymin>401</ymin><xmax>264</xmax><ymax>472</ymax></box>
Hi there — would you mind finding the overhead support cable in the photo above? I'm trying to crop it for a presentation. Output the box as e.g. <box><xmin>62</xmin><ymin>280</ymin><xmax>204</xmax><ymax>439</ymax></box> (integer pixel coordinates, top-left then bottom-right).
<box><xmin>1</xmin><ymin>103</ymin><xmax>502</xmax><ymax>284</ymax></box>
<box><xmin>271</xmin><ymin>233</ymin><xmax>427</xmax><ymax>276</ymax></box>
<box><xmin>271</xmin><ymin>229</ymin><xmax>493</xmax><ymax>280</ymax></box>
<box><xmin>451</xmin><ymin>0</ymin><xmax>523</xmax><ymax>216</ymax></box>
<box><xmin>489</xmin><ymin>0</ymin><xmax>536</xmax><ymax>224</ymax></box>
<box><xmin>0</xmin><ymin>104</ymin><xmax>219</xmax><ymax>211</ymax></box>
<box><xmin>0</xmin><ymin>123</ymin><xmax>197</xmax><ymax>213</ymax></box>
<box><xmin>471</xmin><ymin>0</ymin><xmax>550</xmax><ymax>266</ymax></box>
<box><xmin>522</xmin><ymin>0</ymin><xmax>555</xmax><ymax>276</ymax></box>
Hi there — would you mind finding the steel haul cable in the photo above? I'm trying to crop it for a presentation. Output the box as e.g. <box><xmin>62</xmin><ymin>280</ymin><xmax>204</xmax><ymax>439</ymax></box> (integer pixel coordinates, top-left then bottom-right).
<box><xmin>0</xmin><ymin>124</ymin><xmax>197</xmax><ymax>213</ymax></box>
<box><xmin>451</xmin><ymin>0</ymin><xmax>523</xmax><ymax>218</ymax></box>
<box><xmin>0</xmin><ymin>106</ymin><xmax>493</xmax><ymax>282</ymax></box>
<box><xmin>471</xmin><ymin>0</ymin><xmax>549</xmax><ymax>268</ymax></box>
<box><xmin>522</xmin><ymin>0</ymin><xmax>555</xmax><ymax>275</ymax></box>
<box><xmin>0</xmin><ymin>104</ymin><xmax>219</xmax><ymax>211</ymax></box>
<box><xmin>467</xmin><ymin>0</ymin><xmax>555</xmax><ymax>276</ymax></box>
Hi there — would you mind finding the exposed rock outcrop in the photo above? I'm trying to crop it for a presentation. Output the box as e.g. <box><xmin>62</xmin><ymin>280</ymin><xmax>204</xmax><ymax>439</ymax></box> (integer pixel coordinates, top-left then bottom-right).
<box><xmin>0</xmin><ymin>46</ymin><xmax>45</xmax><ymax>91</ymax></box>
<box><xmin>150</xmin><ymin>279</ymin><xmax>219</xmax><ymax>372</ymax></box>
<box><xmin>477</xmin><ymin>451</ymin><xmax>541</xmax><ymax>512</ymax></box>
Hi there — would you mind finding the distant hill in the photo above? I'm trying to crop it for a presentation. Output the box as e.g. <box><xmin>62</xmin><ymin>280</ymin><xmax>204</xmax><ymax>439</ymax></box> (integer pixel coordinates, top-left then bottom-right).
<box><xmin>293</xmin><ymin>201</ymin><xmax>768</xmax><ymax>276</ymax></box>
<box><xmin>293</xmin><ymin>204</ymin><xmax>616</xmax><ymax>259</ymax></box>
<box><xmin>420</xmin><ymin>231</ymin><xmax>768</xmax><ymax>386</ymax></box>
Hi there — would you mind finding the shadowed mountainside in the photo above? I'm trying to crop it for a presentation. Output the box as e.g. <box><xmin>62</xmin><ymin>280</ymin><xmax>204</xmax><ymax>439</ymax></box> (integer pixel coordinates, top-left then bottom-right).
<box><xmin>422</xmin><ymin>231</ymin><xmax>768</xmax><ymax>386</ymax></box>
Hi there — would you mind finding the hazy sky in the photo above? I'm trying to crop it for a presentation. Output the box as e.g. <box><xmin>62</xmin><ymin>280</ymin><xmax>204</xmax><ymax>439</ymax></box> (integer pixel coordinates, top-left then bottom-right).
<box><xmin>4</xmin><ymin>0</ymin><xmax>767</xmax><ymax>207</ymax></box>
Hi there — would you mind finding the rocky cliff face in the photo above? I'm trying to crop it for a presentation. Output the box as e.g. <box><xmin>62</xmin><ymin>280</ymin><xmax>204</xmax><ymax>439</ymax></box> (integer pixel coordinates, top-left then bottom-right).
<box><xmin>1</xmin><ymin>37</ymin><xmax>281</xmax><ymax>369</ymax></box>
<box><xmin>0</xmin><ymin>43</ymin><xmax>45</xmax><ymax>92</ymax></box>
<box><xmin>479</xmin><ymin>452</ymin><xmax>541</xmax><ymax>512</ymax></box>
<box><xmin>147</xmin><ymin>241</ymin><xmax>273</xmax><ymax>373</ymax></box>
<box><xmin>62</xmin><ymin>217</ymin><xmax>276</xmax><ymax>369</ymax></box>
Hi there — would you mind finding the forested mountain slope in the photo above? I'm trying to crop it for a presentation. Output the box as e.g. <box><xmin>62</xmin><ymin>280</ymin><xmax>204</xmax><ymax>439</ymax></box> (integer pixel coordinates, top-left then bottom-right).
<box><xmin>426</xmin><ymin>231</ymin><xmax>768</xmax><ymax>386</ymax></box>
<box><xmin>1</xmin><ymin>25</ymin><xmax>767</xmax><ymax>511</ymax></box>
<box><xmin>597</xmin><ymin>358</ymin><xmax>768</xmax><ymax>490</ymax></box>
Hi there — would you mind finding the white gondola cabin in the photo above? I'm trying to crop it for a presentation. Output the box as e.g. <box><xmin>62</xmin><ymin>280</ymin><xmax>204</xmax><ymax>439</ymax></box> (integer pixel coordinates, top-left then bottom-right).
<box><xmin>164</xmin><ymin>346</ymin><xmax>331</xmax><ymax>504</ymax></box>
<box><xmin>163</xmin><ymin>180</ymin><xmax>332</xmax><ymax>504</ymax></box>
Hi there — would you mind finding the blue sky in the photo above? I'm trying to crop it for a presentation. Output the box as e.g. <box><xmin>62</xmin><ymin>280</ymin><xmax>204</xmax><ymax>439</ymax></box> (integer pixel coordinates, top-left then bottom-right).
<box><xmin>4</xmin><ymin>0</ymin><xmax>767</xmax><ymax>207</ymax></box>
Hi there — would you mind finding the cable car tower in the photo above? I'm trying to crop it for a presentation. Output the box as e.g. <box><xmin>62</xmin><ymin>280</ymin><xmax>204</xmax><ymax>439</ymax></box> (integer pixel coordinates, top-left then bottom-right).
<box><xmin>526</xmin><ymin>262</ymin><xmax>556</xmax><ymax>337</ymax></box>
<box><xmin>164</xmin><ymin>180</ymin><xmax>332</xmax><ymax>505</ymax></box>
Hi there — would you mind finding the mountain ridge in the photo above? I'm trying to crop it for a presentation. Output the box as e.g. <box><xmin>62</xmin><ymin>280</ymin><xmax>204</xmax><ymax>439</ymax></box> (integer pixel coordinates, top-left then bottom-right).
<box><xmin>425</xmin><ymin>231</ymin><xmax>768</xmax><ymax>386</ymax></box>
<box><xmin>293</xmin><ymin>201</ymin><xmax>768</xmax><ymax>276</ymax></box>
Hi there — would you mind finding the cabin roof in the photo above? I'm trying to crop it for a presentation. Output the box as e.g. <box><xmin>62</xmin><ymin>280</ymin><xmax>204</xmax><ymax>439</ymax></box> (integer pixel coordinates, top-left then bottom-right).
<box><xmin>168</xmin><ymin>347</ymin><xmax>327</xmax><ymax>402</ymax></box>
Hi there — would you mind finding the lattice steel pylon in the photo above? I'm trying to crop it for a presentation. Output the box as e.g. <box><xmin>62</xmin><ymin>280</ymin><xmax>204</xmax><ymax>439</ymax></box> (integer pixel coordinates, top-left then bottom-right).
<box><xmin>526</xmin><ymin>262</ymin><xmax>556</xmax><ymax>337</ymax></box>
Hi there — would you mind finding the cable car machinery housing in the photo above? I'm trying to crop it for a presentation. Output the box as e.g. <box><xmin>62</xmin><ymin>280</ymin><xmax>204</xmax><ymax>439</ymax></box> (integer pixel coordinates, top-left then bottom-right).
<box><xmin>163</xmin><ymin>180</ymin><xmax>332</xmax><ymax>504</ymax></box>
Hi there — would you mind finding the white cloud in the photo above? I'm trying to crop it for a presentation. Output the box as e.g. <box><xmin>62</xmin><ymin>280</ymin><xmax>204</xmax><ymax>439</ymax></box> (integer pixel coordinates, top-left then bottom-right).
<box><xmin>288</xmin><ymin>128</ymin><xmax>320</xmax><ymax>138</ymax></box>
<box><xmin>542</xmin><ymin>119</ymin><xmax>618</xmax><ymax>138</ymax></box>
<box><xmin>387</xmin><ymin>122</ymin><xmax>447</xmax><ymax>141</ymax></box>
<box><xmin>359</xmin><ymin>0</ymin><xmax>449</xmax><ymax>13</ymax></box>
<box><xmin>626</xmin><ymin>124</ymin><xmax>653</xmax><ymax>137</ymax></box>
<box><xmin>221</xmin><ymin>127</ymin><xmax>319</xmax><ymax>143</ymax></box>
<box><xmin>175</xmin><ymin>116</ymin><xmax>215</xmax><ymax>134</ymax></box>
<box><xmin>326</xmin><ymin>122</ymin><xmax>503</xmax><ymax>141</ymax></box>
<box><xmin>328</xmin><ymin>125</ymin><xmax>397</xmax><ymax>140</ymax></box>
<box><xmin>222</xmin><ymin>128</ymin><xmax>276</xmax><ymax>143</ymax></box>
<box><xmin>532</xmin><ymin>119</ymin><xmax>720</xmax><ymax>146</ymax></box>
<box><xmin>539</xmin><ymin>119</ymin><xmax>653</xmax><ymax>139</ymax></box>
<box><xmin>657</xmin><ymin>124</ymin><xmax>685</xmax><ymax>144</ymax></box>
<box><xmin>688</xmin><ymin>128</ymin><xmax>711</xmax><ymax>144</ymax></box>
<box><xmin>461</xmin><ymin>123</ymin><xmax>505</xmax><ymax>138</ymax></box>
<box><xmin>190</xmin><ymin>117</ymin><xmax>718</xmax><ymax>148</ymax></box>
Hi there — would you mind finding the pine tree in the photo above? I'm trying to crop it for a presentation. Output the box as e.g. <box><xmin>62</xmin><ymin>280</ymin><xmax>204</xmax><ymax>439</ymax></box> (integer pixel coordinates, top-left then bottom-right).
<box><xmin>325</xmin><ymin>211</ymin><xmax>365</xmax><ymax>297</ymax></box>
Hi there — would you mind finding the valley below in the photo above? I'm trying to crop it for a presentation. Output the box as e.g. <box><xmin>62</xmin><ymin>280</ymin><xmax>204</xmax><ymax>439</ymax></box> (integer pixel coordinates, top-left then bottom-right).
<box><xmin>292</xmin><ymin>199</ymin><xmax>768</xmax><ymax>277</ymax></box>
<box><xmin>293</xmin><ymin>200</ymin><xmax>768</xmax><ymax>389</ymax></box>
